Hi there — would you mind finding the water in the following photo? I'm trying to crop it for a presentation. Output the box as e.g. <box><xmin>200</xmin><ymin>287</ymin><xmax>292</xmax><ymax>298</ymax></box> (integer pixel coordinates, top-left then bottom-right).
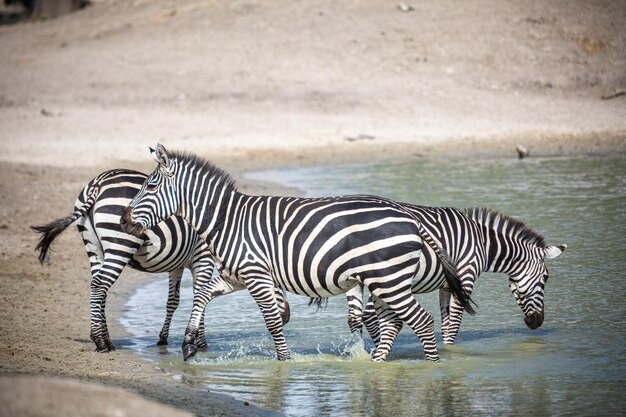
<box><xmin>121</xmin><ymin>155</ymin><xmax>626</xmax><ymax>416</ymax></box>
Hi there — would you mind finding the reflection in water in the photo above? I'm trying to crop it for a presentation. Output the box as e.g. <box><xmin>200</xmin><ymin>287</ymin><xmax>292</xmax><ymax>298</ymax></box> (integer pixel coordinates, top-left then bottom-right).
<box><xmin>122</xmin><ymin>155</ymin><xmax>626</xmax><ymax>416</ymax></box>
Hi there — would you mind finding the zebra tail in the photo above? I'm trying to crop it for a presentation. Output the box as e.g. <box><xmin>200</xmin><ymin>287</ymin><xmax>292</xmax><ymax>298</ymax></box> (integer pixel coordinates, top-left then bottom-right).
<box><xmin>416</xmin><ymin>222</ymin><xmax>477</xmax><ymax>316</ymax></box>
<box><xmin>31</xmin><ymin>215</ymin><xmax>79</xmax><ymax>264</ymax></box>
<box><xmin>30</xmin><ymin>183</ymin><xmax>100</xmax><ymax>264</ymax></box>
<box><xmin>308</xmin><ymin>297</ymin><xmax>329</xmax><ymax>311</ymax></box>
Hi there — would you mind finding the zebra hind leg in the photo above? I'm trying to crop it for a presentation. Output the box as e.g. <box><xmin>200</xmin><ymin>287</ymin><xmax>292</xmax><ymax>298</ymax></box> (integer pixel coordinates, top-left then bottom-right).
<box><xmin>368</xmin><ymin>284</ymin><xmax>439</xmax><ymax>362</ymax></box>
<box><xmin>90</xmin><ymin>275</ymin><xmax>119</xmax><ymax>352</ymax></box>
<box><xmin>346</xmin><ymin>284</ymin><xmax>364</xmax><ymax>337</ymax></box>
<box><xmin>369</xmin><ymin>296</ymin><xmax>404</xmax><ymax>361</ymax></box>
<box><xmin>158</xmin><ymin>270</ymin><xmax>183</xmax><ymax>346</ymax></box>
<box><xmin>362</xmin><ymin>297</ymin><xmax>380</xmax><ymax>346</ymax></box>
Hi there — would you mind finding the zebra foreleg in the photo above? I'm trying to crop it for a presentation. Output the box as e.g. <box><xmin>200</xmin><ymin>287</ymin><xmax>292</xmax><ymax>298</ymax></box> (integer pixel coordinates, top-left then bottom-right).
<box><xmin>245</xmin><ymin>276</ymin><xmax>291</xmax><ymax>361</ymax></box>
<box><xmin>443</xmin><ymin>279</ymin><xmax>475</xmax><ymax>344</ymax></box>
<box><xmin>443</xmin><ymin>298</ymin><xmax>465</xmax><ymax>345</ymax></box>
<box><xmin>182</xmin><ymin>274</ymin><xmax>244</xmax><ymax>360</ymax></box>
<box><xmin>190</xmin><ymin>265</ymin><xmax>215</xmax><ymax>349</ymax></box>
<box><xmin>439</xmin><ymin>288</ymin><xmax>452</xmax><ymax>344</ymax></box>
<box><xmin>158</xmin><ymin>270</ymin><xmax>183</xmax><ymax>346</ymax></box>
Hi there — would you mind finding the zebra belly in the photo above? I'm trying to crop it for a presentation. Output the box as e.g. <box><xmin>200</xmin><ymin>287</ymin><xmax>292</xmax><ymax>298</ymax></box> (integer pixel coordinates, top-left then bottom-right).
<box><xmin>272</xmin><ymin>234</ymin><xmax>422</xmax><ymax>298</ymax></box>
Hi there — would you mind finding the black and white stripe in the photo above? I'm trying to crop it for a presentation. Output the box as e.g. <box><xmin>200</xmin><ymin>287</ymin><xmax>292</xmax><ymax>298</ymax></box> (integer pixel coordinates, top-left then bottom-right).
<box><xmin>32</xmin><ymin>169</ymin><xmax>290</xmax><ymax>355</ymax></box>
<box><xmin>350</xmin><ymin>205</ymin><xmax>566</xmax><ymax>355</ymax></box>
<box><xmin>122</xmin><ymin>144</ymin><xmax>475</xmax><ymax>362</ymax></box>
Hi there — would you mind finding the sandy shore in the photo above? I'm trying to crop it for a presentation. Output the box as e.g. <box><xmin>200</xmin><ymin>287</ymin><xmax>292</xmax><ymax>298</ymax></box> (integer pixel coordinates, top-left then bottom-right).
<box><xmin>0</xmin><ymin>0</ymin><xmax>625</xmax><ymax>416</ymax></box>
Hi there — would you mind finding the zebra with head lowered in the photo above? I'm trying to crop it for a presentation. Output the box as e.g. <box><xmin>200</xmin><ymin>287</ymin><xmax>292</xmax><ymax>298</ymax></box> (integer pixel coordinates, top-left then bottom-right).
<box><xmin>121</xmin><ymin>144</ymin><xmax>475</xmax><ymax>362</ymax></box>
<box><xmin>346</xmin><ymin>205</ymin><xmax>566</xmax><ymax>356</ymax></box>
<box><xmin>31</xmin><ymin>168</ymin><xmax>290</xmax><ymax>356</ymax></box>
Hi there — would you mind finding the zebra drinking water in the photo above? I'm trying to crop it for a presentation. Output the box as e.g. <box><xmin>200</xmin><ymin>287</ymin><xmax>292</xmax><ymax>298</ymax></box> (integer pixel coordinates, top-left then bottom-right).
<box><xmin>121</xmin><ymin>144</ymin><xmax>475</xmax><ymax>362</ymax></box>
<box><xmin>346</xmin><ymin>205</ymin><xmax>566</xmax><ymax>357</ymax></box>
<box><xmin>31</xmin><ymin>169</ymin><xmax>290</xmax><ymax>355</ymax></box>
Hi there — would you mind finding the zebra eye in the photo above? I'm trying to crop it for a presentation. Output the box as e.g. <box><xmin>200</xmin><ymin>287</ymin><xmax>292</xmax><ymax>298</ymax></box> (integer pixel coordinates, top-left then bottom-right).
<box><xmin>146</xmin><ymin>182</ymin><xmax>158</xmax><ymax>191</ymax></box>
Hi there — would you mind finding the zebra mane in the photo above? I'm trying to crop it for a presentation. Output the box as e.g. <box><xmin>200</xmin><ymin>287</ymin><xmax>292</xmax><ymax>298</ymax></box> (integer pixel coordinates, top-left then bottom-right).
<box><xmin>462</xmin><ymin>207</ymin><xmax>546</xmax><ymax>247</ymax></box>
<box><xmin>169</xmin><ymin>150</ymin><xmax>238</xmax><ymax>192</ymax></box>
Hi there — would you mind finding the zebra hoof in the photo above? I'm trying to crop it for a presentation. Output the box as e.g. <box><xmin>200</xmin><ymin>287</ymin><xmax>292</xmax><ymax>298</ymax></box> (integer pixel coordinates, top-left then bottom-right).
<box><xmin>156</xmin><ymin>339</ymin><xmax>168</xmax><ymax>346</ymax></box>
<box><xmin>94</xmin><ymin>346</ymin><xmax>111</xmax><ymax>353</ymax></box>
<box><xmin>91</xmin><ymin>337</ymin><xmax>113</xmax><ymax>353</ymax></box>
<box><xmin>182</xmin><ymin>343</ymin><xmax>197</xmax><ymax>361</ymax></box>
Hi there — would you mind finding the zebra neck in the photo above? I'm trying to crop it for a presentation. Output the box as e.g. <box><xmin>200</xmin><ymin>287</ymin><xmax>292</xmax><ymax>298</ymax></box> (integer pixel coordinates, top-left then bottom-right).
<box><xmin>484</xmin><ymin>227</ymin><xmax>523</xmax><ymax>274</ymax></box>
<box><xmin>205</xmin><ymin>192</ymin><xmax>261</xmax><ymax>267</ymax></box>
<box><xmin>177</xmin><ymin>176</ymin><xmax>239</xmax><ymax>245</ymax></box>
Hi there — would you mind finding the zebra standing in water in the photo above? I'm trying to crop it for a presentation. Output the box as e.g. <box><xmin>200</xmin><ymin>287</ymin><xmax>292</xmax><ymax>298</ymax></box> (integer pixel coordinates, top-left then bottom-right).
<box><xmin>31</xmin><ymin>169</ymin><xmax>290</xmax><ymax>355</ymax></box>
<box><xmin>346</xmin><ymin>205</ymin><xmax>566</xmax><ymax>357</ymax></box>
<box><xmin>121</xmin><ymin>144</ymin><xmax>475</xmax><ymax>362</ymax></box>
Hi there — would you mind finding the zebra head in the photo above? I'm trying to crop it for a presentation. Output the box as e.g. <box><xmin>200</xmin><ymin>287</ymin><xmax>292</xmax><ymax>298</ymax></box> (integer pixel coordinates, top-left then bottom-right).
<box><xmin>508</xmin><ymin>244</ymin><xmax>566</xmax><ymax>330</ymax></box>
<box><xmin>121</xmin><ymin>144</ymin><xmax>179</xmax><ymax>237</ymax></box>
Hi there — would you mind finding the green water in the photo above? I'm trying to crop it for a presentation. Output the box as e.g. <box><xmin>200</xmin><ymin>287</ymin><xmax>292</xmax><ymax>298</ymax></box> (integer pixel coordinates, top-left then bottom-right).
<box><xmin>122</xmin><ymin>155</ymin><xmax>625</xmax><ymax>416</ymax></box>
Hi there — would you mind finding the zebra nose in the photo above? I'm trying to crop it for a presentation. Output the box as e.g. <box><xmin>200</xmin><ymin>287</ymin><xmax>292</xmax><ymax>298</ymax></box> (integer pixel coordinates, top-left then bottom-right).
<box><xmin>524</xmin><ymin>310</ymin><xmax>544</xmax><ymax>330</ymax></box>
<box><xmin>121</xmin><ymin>207</ymin><xmax>133</xmax><ymax>230</ymax></box>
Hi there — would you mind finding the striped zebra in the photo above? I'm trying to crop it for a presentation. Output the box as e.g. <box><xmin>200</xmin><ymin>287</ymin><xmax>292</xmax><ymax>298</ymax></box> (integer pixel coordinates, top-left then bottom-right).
<box><xmin>121</xmin><ymin>144</ymin><xmax>475</xmax><ymax>362</ymax></box>
<box><xmin>31</xmin><ymin>169</ymin><xmax>290</xmax><ymax>356</ymax></box>
<box><xmin>346</xmin><ymin>205</ymin><xmax>566</xmax><ymax>356</ymax></box>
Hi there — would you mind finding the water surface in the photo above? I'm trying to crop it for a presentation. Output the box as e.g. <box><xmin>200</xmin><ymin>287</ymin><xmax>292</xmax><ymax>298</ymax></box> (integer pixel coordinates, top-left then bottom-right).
<box><xmin>122</xmin><ymin>155</ymin><xmax>625</xmax><ymax>416</ymax></box>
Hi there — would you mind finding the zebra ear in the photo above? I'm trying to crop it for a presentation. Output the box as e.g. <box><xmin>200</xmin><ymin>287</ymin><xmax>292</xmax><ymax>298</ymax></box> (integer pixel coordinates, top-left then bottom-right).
<box><xmin>544</xmin><ymin>244</ymin><xmax>566</xmax><ymax>260</ymax></box>
<box><xmin>152</xmin><ymin>143</ymin><xmax>169</xmax><ymax>167</ymax></box>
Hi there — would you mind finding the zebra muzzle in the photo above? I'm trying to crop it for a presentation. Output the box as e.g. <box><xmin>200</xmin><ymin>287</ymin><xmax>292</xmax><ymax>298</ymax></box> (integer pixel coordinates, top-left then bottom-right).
<box><xmin>524</xmin><ymin>310</ymin><xmax>544</xmax><ymax>330</ymax></box>
<box><xmin>121</xmin><ymin>207</ymin><xmax>144</xmax><ymax>237</ymax></box>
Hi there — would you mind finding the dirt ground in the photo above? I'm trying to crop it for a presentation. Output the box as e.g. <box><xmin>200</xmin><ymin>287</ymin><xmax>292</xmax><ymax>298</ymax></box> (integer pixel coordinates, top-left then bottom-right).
<box><xmin>0</xmin><ymin>1</ymin><xmax>624</xmax><ymax>416</ymax></box>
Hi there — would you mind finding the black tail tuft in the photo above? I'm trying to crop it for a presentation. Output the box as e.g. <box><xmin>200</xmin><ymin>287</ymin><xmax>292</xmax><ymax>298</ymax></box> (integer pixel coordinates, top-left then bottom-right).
<box><xmin>308</xmin><ymin>297</ymin><xmax>329</xmax><ymax>311</ymax></box>
<box><xmin>438</xmin><ymin>247</ymin><xmax>477</xmax><ymax>315</ymax></box>
<box><xmin>30</xmin><ymin>215</ymin><xmax>77</xmax><ymax>264</ymax></box>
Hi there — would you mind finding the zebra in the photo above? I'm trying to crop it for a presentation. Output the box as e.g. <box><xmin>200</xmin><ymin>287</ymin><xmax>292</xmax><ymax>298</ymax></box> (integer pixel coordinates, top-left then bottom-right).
<box><xmin>31</xmin><ymin>168</ymin><xmax>291</xmax><ymax>356</ymax></box>
<box><xmin>121</xmin><ymin>144</ymin><xmax>475</xmax><ymax>362</ymax></box>
<box><xmin>345</xmin><ymin>205</ymin><xmax>566</xmax><ymax>357</ymax></box>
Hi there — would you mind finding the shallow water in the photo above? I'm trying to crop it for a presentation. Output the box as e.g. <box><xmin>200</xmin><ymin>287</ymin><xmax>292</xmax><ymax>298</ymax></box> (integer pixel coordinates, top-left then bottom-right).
<box><xmin>121</xmin><ymin>155</ymin><xmax>625</xmax><ymax>416</ymax></box>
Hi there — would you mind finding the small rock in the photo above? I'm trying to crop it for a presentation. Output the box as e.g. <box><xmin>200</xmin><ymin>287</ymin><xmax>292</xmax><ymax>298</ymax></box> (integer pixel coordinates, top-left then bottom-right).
<box><xmin>398</xmin><ymin>3</ymin><xmax>414</xmax><ymax>12</ymax></box>
<box><xmin>41</xmin><ymin>108</ymin><xmax>61</xmax><ymax>117</ymax></box>
<box><xmin>345</xmin><ymin>134</ymin><xmax>375</xmax><ymax>142</ymax></box>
